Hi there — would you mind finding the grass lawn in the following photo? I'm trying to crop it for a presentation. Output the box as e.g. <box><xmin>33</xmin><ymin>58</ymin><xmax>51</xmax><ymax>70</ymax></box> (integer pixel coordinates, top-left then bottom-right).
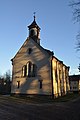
<box><xmin>53</xmin><ymin>93</ymin><xmax>80</xmax><ymax>102</ymax></box>
<box><xmin>6</xmin><ymin>93</ymin><xmax>80</xmax><ymax>104</ymax></box>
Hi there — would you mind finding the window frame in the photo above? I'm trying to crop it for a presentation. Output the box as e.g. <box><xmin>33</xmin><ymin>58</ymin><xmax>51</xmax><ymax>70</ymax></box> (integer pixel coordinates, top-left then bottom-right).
<box><xmin>28</xmin><ymin>48</ymin><xmax>32</xmax><ymax>55</ymax></box>
<box><xmin>39</xmin><ymin>80</ymin><xmax>43</xmax><ymax>89</ymax></box>
<box><xmin>22</xmin><ymin>65</ymin><xmax>26</xmax><ymax>77</ymax></box>
<box><xmin>22</xmin><ymin>62</ymin><xmax>37</xmax><ymax>77</ymax></box>
<box><xmin>17</xmin><ymin>81</ymin><xmax>20</xmax><ymax>89</ymax></box>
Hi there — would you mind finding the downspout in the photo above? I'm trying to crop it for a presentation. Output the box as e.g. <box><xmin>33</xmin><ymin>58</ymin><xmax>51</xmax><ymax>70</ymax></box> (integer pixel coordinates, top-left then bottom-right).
<box><xmin>51</xmin><ymin>52</ymin><xmax>54</xmax><ymax>98</ymax></box>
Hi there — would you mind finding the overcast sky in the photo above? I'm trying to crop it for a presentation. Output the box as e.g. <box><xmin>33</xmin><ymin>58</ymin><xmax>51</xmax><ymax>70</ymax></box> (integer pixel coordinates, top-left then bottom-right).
<box><xmin>0</xmin><ymin>0</ymin><xmax>79</xmax><ymax>75</ymax></box>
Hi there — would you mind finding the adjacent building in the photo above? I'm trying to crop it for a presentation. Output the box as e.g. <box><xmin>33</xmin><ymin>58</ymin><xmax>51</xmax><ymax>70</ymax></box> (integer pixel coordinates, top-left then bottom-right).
<box><xmin>69</xmin><ymin>75</ymin><xmax>80</xmax><ymax>93</ymax></box>
<box><xmin>11</xmin><ymin>16</ymin><xmax>70</xmax><ymax>98</ymax></box>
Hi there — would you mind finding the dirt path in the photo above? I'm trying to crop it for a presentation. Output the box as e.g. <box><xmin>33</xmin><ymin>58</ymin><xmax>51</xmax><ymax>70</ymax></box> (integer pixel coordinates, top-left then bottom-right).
<box><xmin>0</xmin><ymin>96</ymin><xmax>80</xmax><ymax>120</ymax></box>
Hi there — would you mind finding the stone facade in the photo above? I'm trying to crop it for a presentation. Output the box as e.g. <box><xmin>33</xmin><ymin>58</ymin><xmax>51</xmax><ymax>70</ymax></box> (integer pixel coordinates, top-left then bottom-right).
<box><xmin>52</xmin><ymin>57</ymin><xmax>70</xmax><ymax>97</ymax></box>
<box><xmin>11</xmin><ymin>16</ymin><xmax>70</xmax><ymax>98</ymax></box>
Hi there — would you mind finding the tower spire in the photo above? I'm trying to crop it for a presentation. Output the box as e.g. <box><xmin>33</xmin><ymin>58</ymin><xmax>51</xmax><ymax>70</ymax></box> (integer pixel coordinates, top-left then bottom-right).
<box><xmin>28</xmin><ymin>14</ymin><xmax>40</xmax><ymax>44</ymax></box>
<box><xmin>33</xmin><ymin>12</ymin><xmax>36</xmax><ymax>21</ymax></box>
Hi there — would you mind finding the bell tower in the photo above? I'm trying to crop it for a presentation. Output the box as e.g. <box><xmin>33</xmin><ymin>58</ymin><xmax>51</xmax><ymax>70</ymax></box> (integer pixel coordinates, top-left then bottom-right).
<box><xmin>28</xmin><ymin>13</ymin><xmax>40</xmax><ymax>45</ymax></box>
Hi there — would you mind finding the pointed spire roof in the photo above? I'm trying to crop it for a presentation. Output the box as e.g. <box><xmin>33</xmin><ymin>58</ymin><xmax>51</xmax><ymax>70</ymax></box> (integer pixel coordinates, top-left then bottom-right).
<box><xmin>28</xmin><ymin>13</ymin><xmax>40</xmax><ymax>30</ymax></box>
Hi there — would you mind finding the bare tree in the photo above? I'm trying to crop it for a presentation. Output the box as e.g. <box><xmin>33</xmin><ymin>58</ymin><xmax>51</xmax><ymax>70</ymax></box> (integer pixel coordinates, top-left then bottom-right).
<box><xmin>70</xmin><ymin>0</ymin><xmax>80</xmax><ymax>22</ymax></box>
<box><xmin>70</xmin><ymin>0</ymin><xmax>80</xmax><ymax>71</ymax></box>
<box><xmin>2</xmin><ymin>70</ymin><xmax>11</xmax><ymax>94</ymax></box>
<box><xmin>4</xmin><ymin>70</ymin><xmax>11</xmax><ymax>81</ymax></box>
<box><xmin>70</xmin><ymin>0</ymin><xmax>80</xmax><ymax>50</ymax></box>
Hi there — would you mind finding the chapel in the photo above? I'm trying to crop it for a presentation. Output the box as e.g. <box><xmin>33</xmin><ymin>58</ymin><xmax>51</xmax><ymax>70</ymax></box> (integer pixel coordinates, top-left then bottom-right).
<box><xmin>11</xmin><ymin>15</ymin><xmax>70</xmax><ymax>98</ymax></box>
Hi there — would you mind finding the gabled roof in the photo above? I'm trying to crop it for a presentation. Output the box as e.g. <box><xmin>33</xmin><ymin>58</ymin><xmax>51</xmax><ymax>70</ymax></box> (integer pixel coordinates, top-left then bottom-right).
<box><xmin>69</xmin><ymin>75</ymin><xmax>80</xmax><ymax>81</ymax></box>
<box><xmin>39</xmin><ymin>45</ymin><xmax>53</xmax><ymax>56</ymax></box>
<box><xmin>11</xmin><ymin>37</ymin><xmax>53</xmax><ymax>62</ymax></box>
<box><xmin>11</xmin><ymin>36</ymin><xmax>69</xmax><ymax>69</ymax></box>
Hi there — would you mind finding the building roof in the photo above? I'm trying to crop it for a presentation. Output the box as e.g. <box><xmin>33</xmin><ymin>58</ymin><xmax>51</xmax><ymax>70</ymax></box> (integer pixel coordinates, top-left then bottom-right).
<box><xmin>11</xmin><ymin>16</ymin><xmax>69</xmax><ymax>69</ymax></box>
<box><xmin>28</xmin><ymin>15</ymin><xmax>40</xmax><ymax>30</ymax></box>
<box><xmin>69</xmin><ymin>75</ymin><xmax>80</xmax><ymax>81</ymax></box>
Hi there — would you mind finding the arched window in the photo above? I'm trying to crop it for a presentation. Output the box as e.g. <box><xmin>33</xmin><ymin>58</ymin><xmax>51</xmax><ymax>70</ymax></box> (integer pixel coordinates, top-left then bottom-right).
<box><xmin>26</xmin><ymin>62</ymin><xmax>32</xmax><ymax>77</ymax></box>
<box><xmin>30</xmin><ymin>29</ymin><xmax>34</xmax><ymax>37</ymax></box>
<box><xmin>26</xmin><ymin>62</ymin><xmax>37</xmax><ymax>77</ymax></box>
<box><xmin>22</xmin><ymin>65</ymin><xmax>26</xmax><ymax>77</ymax></box>
<box><xmin>22</xmin><ymin>62</ymin><xmax>37</xmax><ymax>77</ymax></box>
<box><xmin>32</xmin><ymin>64</ymin><xmax>37</xmax><ymax>77</ymax></box>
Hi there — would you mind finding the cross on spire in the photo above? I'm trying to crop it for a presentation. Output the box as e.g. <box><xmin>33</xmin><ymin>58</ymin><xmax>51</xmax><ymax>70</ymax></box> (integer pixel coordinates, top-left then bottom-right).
<box><xmin>33</xmin><ymin>12</ymin><xmax>36</xmax><ymax>21</ymax></box>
